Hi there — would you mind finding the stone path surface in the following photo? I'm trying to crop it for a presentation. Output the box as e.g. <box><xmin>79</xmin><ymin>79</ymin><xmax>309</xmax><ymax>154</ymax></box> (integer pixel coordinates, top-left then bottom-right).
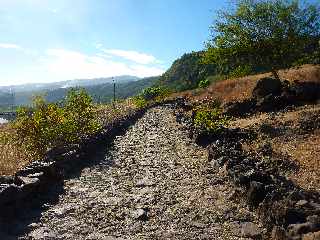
<box><xmin>19</xmin><ymin>106</ymin><xmax>260</xmax><ymax>239</ymax></box>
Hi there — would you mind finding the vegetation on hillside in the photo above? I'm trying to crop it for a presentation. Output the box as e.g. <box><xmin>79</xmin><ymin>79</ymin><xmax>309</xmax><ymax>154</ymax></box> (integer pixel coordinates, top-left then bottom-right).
<box><xmin>133</xmin><ymin>86</ymin><xmax>170</xmax><ymax>108</ymax></box>
<box><xmin>159</xmin><ymin>52</ymin><xmax>218</xmax><ymax>91</ymax></box>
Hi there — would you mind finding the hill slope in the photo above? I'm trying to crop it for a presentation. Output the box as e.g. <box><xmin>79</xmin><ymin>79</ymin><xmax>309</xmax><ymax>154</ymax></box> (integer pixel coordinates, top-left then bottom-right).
<box><xmin>159</xmin><ymin>51</ymin><xmax>217</xmax><ymax>91</ymax></box>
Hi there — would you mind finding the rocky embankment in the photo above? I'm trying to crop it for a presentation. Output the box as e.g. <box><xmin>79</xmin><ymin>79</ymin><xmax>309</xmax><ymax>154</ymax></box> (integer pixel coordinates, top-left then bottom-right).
<box><xmin>2</xmin><ymin>106</ymin><xmax>265</xmax><ymax>239</ymax></box>
<box><xmin>175</xmin><ymin>75</ymin><xmax>320</xmax><ymax>239</ymax></box>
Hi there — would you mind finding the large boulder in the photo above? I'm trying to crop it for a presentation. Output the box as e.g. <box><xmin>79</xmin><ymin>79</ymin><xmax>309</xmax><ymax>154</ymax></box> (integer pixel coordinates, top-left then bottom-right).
<box><xmin>223</xmin><ymin>99</ymin><xmax>257</xmax><ymax>117</ymax></box>
<box><xmin>252</xmin><ymin>77</ymin><xmax>283</xmax><ymax>99</ymax></box>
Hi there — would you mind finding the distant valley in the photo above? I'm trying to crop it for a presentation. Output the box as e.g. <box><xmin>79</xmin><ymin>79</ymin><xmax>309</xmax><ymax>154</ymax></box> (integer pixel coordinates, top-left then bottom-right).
<box><xmin>0</xmin><ymin>75</ymin><xmax>158</xmax><ymax>109</ymax></box>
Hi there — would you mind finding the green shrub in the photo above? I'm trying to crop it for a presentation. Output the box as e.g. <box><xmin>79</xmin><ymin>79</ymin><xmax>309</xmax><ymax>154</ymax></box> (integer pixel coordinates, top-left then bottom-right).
<box><xmin>198</xmin><ymin>79</ymin><xmax>210</xmax><ymax>88</ymax></box>
<box><xmin>132</xmin><ymin>96</ymin><xmax>148</xmax><ymax>109</ymax></box>
<box><xmin>133</xmin><ymin>86</ymin><xmax>170</xmax><ymax>108</ymax></box>
<box><xmin>141</xmin><ymin>86</ymin><xmax>169</xmax><ymax>101</ymax></box>
<box><xmin>193</xmin><ymin>106</ymin><xmax>230</xmax><ymax>133</ymax></box>
<box><xmin>13</xmin><ymin>89</ymin><xmax>101</xmax><ymax>158</ymax></box>
<box><xmin>229</xmin><ymin>65</ymin><xmax>252</xmax><ymax>78</ymax></box>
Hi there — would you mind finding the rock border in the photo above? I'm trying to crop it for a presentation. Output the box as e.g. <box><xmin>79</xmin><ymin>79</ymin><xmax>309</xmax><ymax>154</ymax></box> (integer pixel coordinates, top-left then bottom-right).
<box><xmin>175</xmin><ymin>99</ymin><xmax>320</xmax><ymax>240</ymax></box>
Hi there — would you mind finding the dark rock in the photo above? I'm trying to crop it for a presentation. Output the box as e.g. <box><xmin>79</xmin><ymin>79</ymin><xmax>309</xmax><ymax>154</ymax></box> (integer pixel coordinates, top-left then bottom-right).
<box><xmin>291</xmin><ymin>81</ymin><xmax>320</xmax><ymax>103</ymax></box>
<box><xmin>0</xmin><ymin>184</ymin><xmax>21</xmax><ymax>205</ymax></box>
<box><xmin>256</xmin><ymin>94</ymin><xmax>288</xmax><ymax>112</ymax></box>
<box><xmin>288</xmin><ymin>221</ymin><xmax>320</xmax><ymax>237</ymax></box>
<box><xmin>252</xmin><ymin>77</ymin><xmax>283</xmax><ymax>99</ymax></box>
<box><xmin>18</xmin><ymin>176</ymin><xmax>40</xmax><ymax>193</ymax></box>
<box><xmin>223</xmin><ymin>99</ymin><xmax>257</xmax><ymax>117</ymax></box>
<box><xmin>285</xmin><ymin>208</ymin><xmax>307</xmax><ymax>226</ymax></box>
<box><xmin>247</xmin><ymin>181</ymin><xmax>266</xmax><ymax>207</ymax></box>
<box><xmin>238</xmin><ymin>170</ymin><xmax>273</xmax><ymax>187</ymax></box>
<box><xmin>0</xmin><ymin>176</ymin><xmax>14</xmax><ymax>185</ymax></box>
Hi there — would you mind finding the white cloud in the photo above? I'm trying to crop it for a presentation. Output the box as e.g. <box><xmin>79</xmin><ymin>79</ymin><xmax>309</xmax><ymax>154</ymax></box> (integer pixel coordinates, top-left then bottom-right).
<box><xmin>0</xmin><ymin>43</ymin><xmax>22</xmax><ymax>50</ymax></box>
<box><xmin>101</xmin><ymin>49</ymin><xmax>158</xmax><ymax>65</ymax></box>
<box><xmin>49</xmin><ymin>8</ymin><xmax>59</xmax><ymax>14</ymax></box>
<box><xmin>42</xmin><ymin>48</ymin><xmax>164</xmax><ymax>80</ymax></box>
<box><xmin>0</xmin><ymin>47</ymin><xmax>165</xmax><ymax>86</ymax></box>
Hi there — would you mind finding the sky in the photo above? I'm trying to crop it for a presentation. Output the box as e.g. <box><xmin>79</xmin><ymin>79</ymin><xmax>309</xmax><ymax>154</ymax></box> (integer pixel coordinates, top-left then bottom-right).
<box><xmin>0</xmin><ymin>0</ymin><xmax>229</xmax><ymax>86</ymax></box>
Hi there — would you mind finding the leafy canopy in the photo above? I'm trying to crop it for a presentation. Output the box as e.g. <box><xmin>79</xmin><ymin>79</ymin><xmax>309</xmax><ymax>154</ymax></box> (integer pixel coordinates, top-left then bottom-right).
<box><xmin>204</xmin><ymin>0</ymin><xmax>320</xmax><ymax>78</ymax></box>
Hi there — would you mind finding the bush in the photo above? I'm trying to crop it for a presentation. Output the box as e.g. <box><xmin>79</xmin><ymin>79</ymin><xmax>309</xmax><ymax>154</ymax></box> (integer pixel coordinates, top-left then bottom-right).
<box><xmin>193</xmin><ymin>105</ymin><xmax>230</xmax><ymax>133</ymax></box>
<box><xmin>141</xmin><ymin>86</ymin><xmax>169</xmax><ymax>101</ymax></box>
<box><xmin>198</xmin><ymin>79</ymin><xmax>210</xmax><ymax>88</ymax></box>
<box><xmin>133</xmin><ymin>86</ymin><xmax>170</xmax><ymax>108</ymax></box>
<box><xmin>132</xmin><ymin>96</ymin><xmax>148</xmax><ymax>109</ymax></box>
<box><xmin>13</xmin><ymin>89</ymin><xmax>101</xmax><ymax>158</ymax></box>
<box><xmin>229</xmin><ymin>65</ymin><xmax>252</xmax><ymax>78</ymax></box>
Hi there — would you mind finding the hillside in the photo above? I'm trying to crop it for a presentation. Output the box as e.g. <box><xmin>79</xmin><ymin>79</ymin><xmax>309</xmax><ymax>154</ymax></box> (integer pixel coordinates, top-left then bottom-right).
<box><xmin>0</xmin><ymin>76</ymin><xmax>139</xmax><ymax>93</ymax></box>
<box><xmin>0</xmin><ymin>76</ymin><xmax>158</xmax><ymax>108</ymax></box>
<box><xmin>173</xmin><ymin>64</ymin><xmax>320</xmax><ymax>104</ymax></box>
<box><xmin>159</xmin><ymin>51</ymin><xmax>217</xmax><ymax>91</ymax></box>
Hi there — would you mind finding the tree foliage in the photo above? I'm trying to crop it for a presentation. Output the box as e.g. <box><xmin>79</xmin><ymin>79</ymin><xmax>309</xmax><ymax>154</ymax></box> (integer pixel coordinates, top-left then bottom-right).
<box><xmin>204</xmin><ymin>0</ymin><xmax>320</xmax><ymax>79</ymax></box>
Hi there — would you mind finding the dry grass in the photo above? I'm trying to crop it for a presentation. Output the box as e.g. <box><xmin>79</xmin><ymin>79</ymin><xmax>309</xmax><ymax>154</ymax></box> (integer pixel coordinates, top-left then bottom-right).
<box><xmin>274</xmin><ymin>131</ymin><xmax>320</xmax><ymax>192</ymax></box>
<box><xmin>230</xmin><ymin>104</ymin><xmax>320</xmax><ymax>191</ymax></box>
<box><xmin>95</xmin><ymin>99</ymin><xmax>139</xmax><ymax>125</ymax></box>
<box><xmin>173</xmin><ymin>64</ymin><xmax>320</xmax><ymax>104</ymax></box>
<box><xmin>0</xmin><ymin>124</ymin><xmax>31</xmax><ymax>176</ymax></box>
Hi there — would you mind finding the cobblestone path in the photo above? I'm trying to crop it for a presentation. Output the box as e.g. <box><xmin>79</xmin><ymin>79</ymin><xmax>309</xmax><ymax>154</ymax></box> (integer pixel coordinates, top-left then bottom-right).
<box><xmin>19</xmin><ymin>107</ymin><xmax>259</xmax><ymax>240</ymax></box>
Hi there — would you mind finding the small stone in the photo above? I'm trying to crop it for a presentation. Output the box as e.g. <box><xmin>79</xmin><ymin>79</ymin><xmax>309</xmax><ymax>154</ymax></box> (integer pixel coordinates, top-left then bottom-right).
<box><xmin>271</xmin><ymin>226</ymin><xmax>287</xmax><ymax>240</ymax></box>
<box><xmin>132</xmin><ymin>208</ymin><xmax>148</xmax><ymax>221</ymax></box>
<box><xmin>241</xmin><ymin>222</ymin><xmax>262</xmax><ymax>238</ymax></box>
<box><xmin>18</xmin><ymin>176</ymin><xmax>40</xmax><ymax>186</ymax></box>
<box><xmin>296</xmin><ymin>200</ymin><xmax>308</xmax><ymax>207</ymax></box>
<box><xmin>29</xmin><ymin>227</ymin><xmax>58</xmax><ymax>239</ymax></box>
<box><xmin>302</xmin><ymin>231</ymin><xmax>320</xmax><ymax>240</ymax></box>
<box><xmin>136</xmin><ymin>178</ymin><xmax>155</xmax><ymax>187</ymax></box>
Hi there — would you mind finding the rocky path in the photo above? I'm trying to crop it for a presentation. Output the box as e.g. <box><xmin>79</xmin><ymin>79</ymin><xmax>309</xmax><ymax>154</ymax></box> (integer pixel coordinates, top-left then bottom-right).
<box><xmin>19</xmin><ymin>106</ymin><xmax>261</xmax><ymax>239</ymax></box>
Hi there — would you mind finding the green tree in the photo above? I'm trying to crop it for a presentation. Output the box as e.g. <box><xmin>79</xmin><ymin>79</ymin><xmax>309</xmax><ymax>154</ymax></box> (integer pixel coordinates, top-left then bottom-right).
<box><xmin>204</xmin><ymin>0</ymin><xmax>320</xmax><ymax>80</ymax></box>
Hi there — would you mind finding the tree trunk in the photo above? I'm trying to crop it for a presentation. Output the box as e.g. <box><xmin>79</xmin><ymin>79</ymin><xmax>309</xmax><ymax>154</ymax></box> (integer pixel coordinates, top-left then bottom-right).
<box><xmin>271</xmin><ymin>69</ymin><xmax>280</xmax><ymax>81</ymax></box>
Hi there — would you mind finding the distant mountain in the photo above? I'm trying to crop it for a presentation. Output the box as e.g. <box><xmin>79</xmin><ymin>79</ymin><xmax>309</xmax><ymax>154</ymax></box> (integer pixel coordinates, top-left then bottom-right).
<box><xmin>0</xmin><ymin>75</ymin><xmax>140</xmax><ymax>93</ymax></box>
<box><xmin>159</xmin><ymin>51</ymin><xmax>217</xmax><ymax>91</ymax></box>
<box><xmin>0</xmin><ymin>76</ymin><xmax>158</xmax><ymax>108</ymax></box>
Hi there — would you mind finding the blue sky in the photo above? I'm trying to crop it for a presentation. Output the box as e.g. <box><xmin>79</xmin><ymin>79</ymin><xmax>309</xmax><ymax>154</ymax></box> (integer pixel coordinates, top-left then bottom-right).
<box><xmin>0</xmin><ymin>0</ymin><xmax>228</xmax><ymax>86</ymax></box>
